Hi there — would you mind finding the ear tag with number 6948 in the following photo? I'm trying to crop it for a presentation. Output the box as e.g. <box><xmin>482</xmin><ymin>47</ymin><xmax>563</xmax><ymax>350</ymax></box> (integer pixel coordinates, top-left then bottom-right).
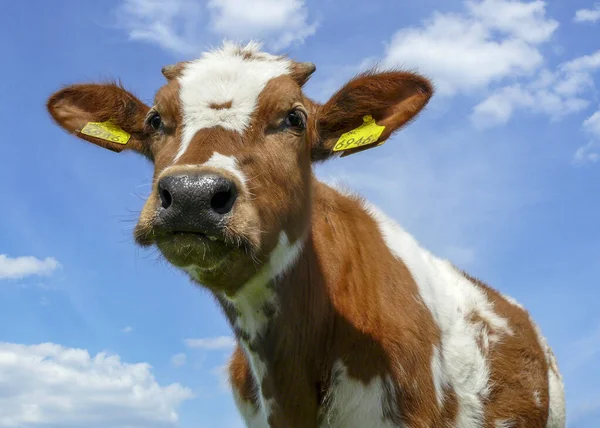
<box><xmin>333</xmin><ymin>115</ymin><xmax>386</xmax><ymax>152</ymax></box>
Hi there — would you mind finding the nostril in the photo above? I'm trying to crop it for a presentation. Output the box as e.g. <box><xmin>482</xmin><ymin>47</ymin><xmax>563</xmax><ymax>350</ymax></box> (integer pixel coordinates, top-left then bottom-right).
<box><xmin>159</xmin><ymin>186</ymin><xmax>173</xmax><ymax>210</ymax></box>
<box><xmin>210</xmin><ymin>188</ymin><xmax>237</xmax><ymax>215</ymax></box>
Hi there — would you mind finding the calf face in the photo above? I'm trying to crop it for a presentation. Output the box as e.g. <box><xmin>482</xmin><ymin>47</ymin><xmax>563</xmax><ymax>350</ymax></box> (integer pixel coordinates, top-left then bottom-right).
<box><xmin>47</xmin><ymin>42</ymin><xmax>433</xmax><ymax>295</ymax></box>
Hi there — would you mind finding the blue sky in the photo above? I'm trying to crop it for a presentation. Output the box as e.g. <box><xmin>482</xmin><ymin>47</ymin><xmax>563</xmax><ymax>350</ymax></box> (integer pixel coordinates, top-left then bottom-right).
<box><xmin>1</xmin><ymin>0</ymin><xmax>599</xmax><ymax>426</ymax></box>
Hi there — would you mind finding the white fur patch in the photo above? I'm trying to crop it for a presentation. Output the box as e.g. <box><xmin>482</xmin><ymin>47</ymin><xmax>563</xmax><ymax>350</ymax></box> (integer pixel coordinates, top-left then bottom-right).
<box><xmin>431</xmin><ymin>345</ymin><xmax>446</xmax><ymax>407</ymax></box>
<box><xmin>225</xmin><ymin>231</ymin><xmax>304</xmax><ymax>421</ymax></box>
<box><xmin>226</xmin><ymin>231</ymin><xmax>304</xmax><ymax>342</ymax></box>
<box><xmin>201</xmin><ymin>152</ymin><xmax>247</xmax><ymax>189</ymax></box>
<box><xmin>320</xmin><ymin>361</ymin><xmax>398</xmax><ymax>428</ymax></box>
<box><xmin>176</xmin><ymin>41</ymin><xmax>291</xmax><ymax>161</ymax></box>
<box><xmin>495</xmin><ymin>420</ymin><xmax>515</xmax><ymax>428</ymax></box>
<box><xmin>232</xmin><ymin>388</ymin><xmax>269</xmax><ymax>428</ymax></box>
<box><xmin>502</xmin><ymin>292</ymin><xmax>525</xmax><ymax>310</ymax></box>
<box><xmin>358</xmin><ymin>198</ymin><xmax>514</xmax><ymax>428</ymax></box>
<box><xmin>546</xmin><ymin>366</ymin><xmax>565</xmax><ymax>428</ymax></box>
<box><xmin>239</xmin><ymin>350</ymin><xmax>274</xmax><ymax>422</ymax></box>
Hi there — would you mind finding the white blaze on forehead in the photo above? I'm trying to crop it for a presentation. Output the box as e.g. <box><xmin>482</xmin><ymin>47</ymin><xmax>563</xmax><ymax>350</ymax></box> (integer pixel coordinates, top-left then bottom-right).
<box><xmin>176</xmin><ymin>41</ymin><xmax>291</xmax><ymax>161</ymax></box>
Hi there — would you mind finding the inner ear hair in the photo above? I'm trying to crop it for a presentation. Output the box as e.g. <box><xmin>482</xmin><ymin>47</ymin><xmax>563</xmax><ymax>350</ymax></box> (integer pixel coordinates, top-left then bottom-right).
<box><xmin>161</xmin><ymin>62</ymin><xmax>190</xmax><ymax>80</ymax></box>
<box><xmin>291</xmin><ymin>61</ymin><xmax>317</xmax><ymax>86</ymax></box>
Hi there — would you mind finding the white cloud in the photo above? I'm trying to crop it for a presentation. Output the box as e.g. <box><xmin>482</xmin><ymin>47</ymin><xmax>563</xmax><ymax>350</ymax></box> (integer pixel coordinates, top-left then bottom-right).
<box><xmin>0</xmin><ymin>342</ymin><xmax>193</xmax><ymax>427</ymax></box>
<box><xmin>170</xmin><ymin>353</ymin><xmax>187</xmax><ymax>368</ymax></box>
<box><xmin>207</xmin><ymin>0</ymin><xmax>317</xmax><ymax>51</ymax></box>
<box><xmin>583</xmin><ymin>110</ymin><xmax>600</xmax><ymax>137</ymax></box>
<box><xmin>574</xmin><ymin>108</ymin><xmax>600</xmax><ymax>164</ymax></box>
<box><xmin>184</xmin><ymin>336</ymin><xmax>236</xmax><ymax>350</ymax></box>
<box><xmin>116</xmin><ymin>0</ymin><xmax>316</xmax><ymax>55</ymax></box>
<box><xmin>0</xmin><ymin>255</ymin><xmax>61</xmax><ymax>280</ymax></box>
<box><xmin>382</xmin><ymin>0</ymin><xmax>558</xmax><ymax>96</ymax></box>
<box><xmin>561</xmin><ymin>50</ymin><xmax>600</xmax><ymax>74</ymax></box>
<box><xmin>467</xmin><ymin>0</ymin><xmax>558</xmax><ymax>43</ymax></box>
<box><xmin>471</xmin><ymin>50</ymin><xmax>600</xmax><ymax>129</ymax></box>
<box><xmin>574</xmin><ymin>141</ymin><xmax>600</xmax><ymax>164</ymax></box>
<box><xmin>121</xmin><ymin>326</ymin><xmax>134</xmax><ymax>334</ymax></box>
<box><xmin>116</xmin><ymin>0</ymin><xmax>203</xmax><ymax>56</ymax></box>
<box><xmin>574</xmin><ymin>4</ymin><xmax>600</xmax><ymax>23</ymax></box>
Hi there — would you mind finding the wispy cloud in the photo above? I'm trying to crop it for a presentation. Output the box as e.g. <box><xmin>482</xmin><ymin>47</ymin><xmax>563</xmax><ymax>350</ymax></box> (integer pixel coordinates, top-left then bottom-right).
<box><xmin>170</xmin><ymin>352</ymin><xmax>187</xmax><ymax>367</ymax></box>
<box><xmin>208</xmin><ymin>0</ymin><xmax>317</xmax><ymax>51</ymax></box>
<box><xmin>574</xmin><ymin>108</ymin><xmax>600</xmax><ymax>163</ymax></box>
<box><xmin>116</xmin><ymin>0</ymin><xmax>203</xmax><ymax>56</ymax></box>
<box><xmin>121</xmin><ymin>326</ymin><xmax>134</xmax><ymax>334</ymax></box>
<box><xmin>116</xmin><ymin>0</ymin><xmax>317</xmax><ymax>55</ymax></box>
<box><xmin>574</xmin><ymin>4</ymin><xmax>600</xmax><ymax>24</ymax></box>
<box><xmin>184</xmin><ymin>336</ymin><xmax>236</xmax><ymax>350</ymax></box>
<box><xmin>471</xmin><ymin>50</ymin><xmax>600</xmax><ymax>129</ymax></box>
<box><xmin>0</xmin><ymin>254</ymin><xmax>61</xmax><ymax>280</ymax></box>
<box><xmin>0</xmin><ymin>342</ymin><xmax>193</xmax><ymax>427</ymax></box>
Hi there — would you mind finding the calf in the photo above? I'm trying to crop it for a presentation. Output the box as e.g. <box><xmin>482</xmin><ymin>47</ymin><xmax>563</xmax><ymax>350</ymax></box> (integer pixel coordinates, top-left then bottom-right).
<box><xmin>47</xmin><ymin>41</ymin><xmax>565</xmax><ymax>427</ymax></box>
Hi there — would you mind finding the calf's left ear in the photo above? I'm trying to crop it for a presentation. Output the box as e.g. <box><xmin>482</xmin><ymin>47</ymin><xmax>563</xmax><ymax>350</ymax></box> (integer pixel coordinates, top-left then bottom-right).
<box><xmin>311</xmin><ymin>70</ymin><xmax>433</xmax><ymax>161</ymax></box>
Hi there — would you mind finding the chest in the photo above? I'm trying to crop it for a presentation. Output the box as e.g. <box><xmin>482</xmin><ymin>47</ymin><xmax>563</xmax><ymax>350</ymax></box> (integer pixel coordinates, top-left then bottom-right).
<box><xmin>242</xmin><ymin>348</ymin><xmax>400</xmax><ymax>428</ymax></box>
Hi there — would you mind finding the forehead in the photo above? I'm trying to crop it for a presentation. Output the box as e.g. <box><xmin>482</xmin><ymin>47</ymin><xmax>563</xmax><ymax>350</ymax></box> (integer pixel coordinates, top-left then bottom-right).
<box><xmin>167</xmin><ymin>42</ymin><xmax>292</xmax><ymax>161</ymax></box>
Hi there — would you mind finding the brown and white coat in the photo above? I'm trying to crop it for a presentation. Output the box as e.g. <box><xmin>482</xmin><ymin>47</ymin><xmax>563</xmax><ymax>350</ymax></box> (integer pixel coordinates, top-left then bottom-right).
<box><xmin>47</xmin><ymin>42</ymin><xmax>565</xmax><ymax>427</ymax></box>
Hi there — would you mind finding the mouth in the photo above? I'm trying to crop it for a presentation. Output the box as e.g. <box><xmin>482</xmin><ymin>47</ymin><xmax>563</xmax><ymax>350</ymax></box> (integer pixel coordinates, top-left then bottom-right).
<box><xmin>151</xmin><ymin>230</ymin><xmax>230</xmax><ymax>266</ymax></box>
<box><xmin>167</xmin><ymin>230</ymin><xmax>222</xmax><ymax>242</ymax></box>
<box><xmin>146</xmin><ymin>225</ymin><xmax>263</xmax><ymax>275</ymax></box>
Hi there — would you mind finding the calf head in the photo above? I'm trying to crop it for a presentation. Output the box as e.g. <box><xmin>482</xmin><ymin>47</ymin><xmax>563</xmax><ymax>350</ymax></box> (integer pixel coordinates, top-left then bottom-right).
<box><xmin>47</xmin><ymin>42</ymin><xmax>433</xmax><ymax>295</ymax></box>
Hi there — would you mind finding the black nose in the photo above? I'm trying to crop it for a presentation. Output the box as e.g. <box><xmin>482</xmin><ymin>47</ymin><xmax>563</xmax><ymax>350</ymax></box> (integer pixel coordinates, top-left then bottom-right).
<box><xmin>156</xmin><ymin>173</ymin><xmax>237</xmax><ymax>235</ymax></box>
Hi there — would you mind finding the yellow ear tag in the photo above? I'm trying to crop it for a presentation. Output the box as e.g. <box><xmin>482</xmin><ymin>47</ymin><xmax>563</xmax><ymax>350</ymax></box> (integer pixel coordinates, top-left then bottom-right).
<box><xmin>80</xmin><ymin>120</ymin><xmax>130</xmax><ymax>145</ymax></box>
<box><xmin>333</xmin><ymin>115</ymin><xmax>386</xmax><ymax>152</ymax></box>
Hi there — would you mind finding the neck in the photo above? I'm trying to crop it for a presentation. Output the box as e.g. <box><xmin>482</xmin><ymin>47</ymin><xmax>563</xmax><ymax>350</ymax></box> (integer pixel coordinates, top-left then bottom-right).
<box><xmin>213</xmin><ymin>181</ymin><xmax>386</xmax><ymax>424</ymax></box>
<box><xmin>218</xmin><ymin>180</ymin><xmax>366</xmax><ymax>348</ymax></box>
<box><xmin>219</xmin><ymin>230</ymin><xmax>307</xmax><ymax>344</ymax></box>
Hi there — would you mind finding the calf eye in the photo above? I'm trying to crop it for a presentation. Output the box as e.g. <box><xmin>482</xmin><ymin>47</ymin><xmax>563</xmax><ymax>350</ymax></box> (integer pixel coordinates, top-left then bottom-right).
<box><xmin>285</xmin><ymin>109</ymin><xmax>306</xmax><ymax>131</ymax></box>
<box><xmin>147</xmin><ymin>112</ymin><xmax>162</xmax><ymax>130</ymax></box>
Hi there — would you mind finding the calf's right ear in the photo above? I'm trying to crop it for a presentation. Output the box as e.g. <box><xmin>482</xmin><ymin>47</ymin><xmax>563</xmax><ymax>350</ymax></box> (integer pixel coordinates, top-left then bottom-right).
<box><xmin>47</xmin><ymin>83</ymin><xmax>151</xmax><ymax>156</ymax></box>
<box><xmin>311</xmin><ymin>70</ymin><xmax>434</xmax><ymax>161</ymax></box>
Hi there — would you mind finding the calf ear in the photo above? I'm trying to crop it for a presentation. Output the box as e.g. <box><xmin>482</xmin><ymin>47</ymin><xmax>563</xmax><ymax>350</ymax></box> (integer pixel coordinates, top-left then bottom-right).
<box><xmin>47</xmin><ymin>83</ymin><xmax>151</xmax><ymax>156</ymax></box>
<box><xmin>311</xmin><ymin>70</ymin><xmax>433</xmax><ymax>161</ymax></box>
